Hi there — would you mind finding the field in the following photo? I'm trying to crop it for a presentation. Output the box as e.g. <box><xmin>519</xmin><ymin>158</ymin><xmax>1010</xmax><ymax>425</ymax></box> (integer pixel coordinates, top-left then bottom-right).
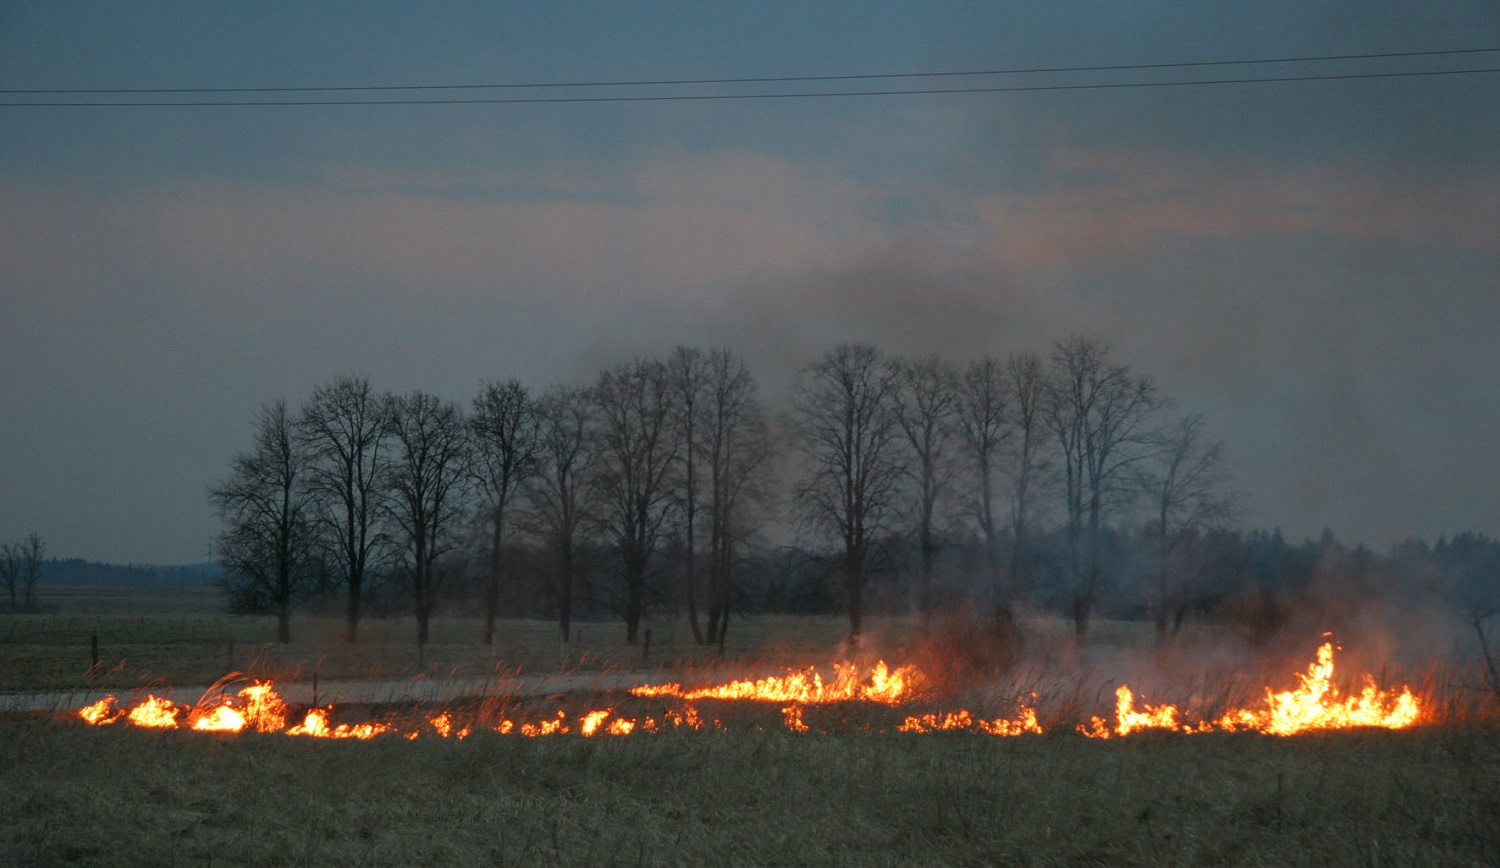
<box><xmin>2</xmin><ymin>586</ymin><xmax>1499</xmax><ymax>866</ymax></box>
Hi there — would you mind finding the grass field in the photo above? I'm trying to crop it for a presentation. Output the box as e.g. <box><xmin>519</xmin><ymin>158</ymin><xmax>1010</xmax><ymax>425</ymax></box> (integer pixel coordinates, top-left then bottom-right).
<box><xmin>3</xmin><ymin>586</ymin><xmax>1499</xmax><ymax>865</ymax></box>
<box><xmin>2</xmin><ymin>715</ymin><xmax>1497</xmax><ymax>866</ymax></box>
<box><xmin>5</xmin><ymin>585</ymin><xmax>934</xmax><ymax>692</ymax></box>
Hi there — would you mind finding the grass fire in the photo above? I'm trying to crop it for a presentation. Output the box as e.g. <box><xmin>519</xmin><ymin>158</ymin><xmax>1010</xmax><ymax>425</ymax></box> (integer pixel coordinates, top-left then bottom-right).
<box><xmin>70</xmin><ymin>641</ymin><xmax>1425</xmax><ymax>741</ymax></box>
<box><xmin>5</xmin><ymin>600</ymin><xmax>1498</xmax><ymax>865</ymax></box>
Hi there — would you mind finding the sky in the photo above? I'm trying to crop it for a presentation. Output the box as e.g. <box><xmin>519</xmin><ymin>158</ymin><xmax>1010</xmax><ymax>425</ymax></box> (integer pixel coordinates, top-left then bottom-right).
<box><xmin>2</xmin><ymin>2</ymin><xmax>1498</xmax><ymax>565</ymax></box>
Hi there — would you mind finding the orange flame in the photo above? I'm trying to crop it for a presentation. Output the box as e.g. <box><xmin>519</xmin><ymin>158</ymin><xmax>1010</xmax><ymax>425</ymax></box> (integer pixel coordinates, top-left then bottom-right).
<box><xmin>69</xmin><ymin>641</ymin><xmax>1423</xmax><ymax>741</ymax></box>
<box><xmin>126</xmin><ymin>695</ymin><xmax>180</xmax><ymax>729</ymax></box>
<box><xmin>634</xmin><ymin>660</ymin><xmax>916</xmax><ymax>705</ymax></box>
<box><xmin>286</xmin><ymin>708</ymin><xmax>391</xmax><ymax>739</ymax></box>
<box><xmin>898</xmin><ymin>706</ymin><xmax>1043</xmax><ymax>736</ymax></box>
<box><xmin>1216</xmin><ymin>642</ymin><xmax>1421</xmax><ymax>735</ymax></box>
<box><xmin>78</xmin><ymin>697</ymin><xmax>123</xmax><ymax>726</ymax></box>
<box><xmin>1081</xmin><ymin>642</ymin><xmax>1423</xmax><ymax>738</ymax></box>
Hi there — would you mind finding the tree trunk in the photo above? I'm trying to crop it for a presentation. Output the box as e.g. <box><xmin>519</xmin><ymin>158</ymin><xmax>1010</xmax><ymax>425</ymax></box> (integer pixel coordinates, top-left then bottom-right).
<box><xmin>1072</xmin><ymin>594</ymin><xmax>1092</xmax><ymax>638</ymax></box>
<box><xmin>484</xmin><ymin>515</ymin><xmax>503</xmax><ymax>645</ymax></box>
<box><xmin>684</xmin><ymin>542</ymin><xmax>703</xmax><ymax>645</ymax></box>
<box><xmin>624</xmin><ymin>549</ymin><xmax>645</xmax><ymax>645</ymax></box>
<box><xmin>558</xmin><ymin>543</ymin><xmax>574</xmax><ymax>643</ymax></box>
<box><xmin>346</xmin><ymin>581</ymin><xmax>361</xmax><ymax>643</ymax></box>
<box><xmin>846</xmin><ymin>547</ymin><xmax>865</xmax><ymax>640</ymax></box>
<box><xmin>919</xmin><ymin>527</ymin><xmax>934</xmax><ymax>626</ymax></box>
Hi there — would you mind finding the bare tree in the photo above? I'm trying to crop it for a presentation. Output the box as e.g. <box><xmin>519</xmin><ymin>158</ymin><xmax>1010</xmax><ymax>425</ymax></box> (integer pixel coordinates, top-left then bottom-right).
<box><xmin>210</xmin><ymin>400</ymin><xmax>317</xmax><ymax>643</ymax></box>
<box><xmin>1045</xmin><ymin>337</ymin><xmax>1165</xmax><ymax>637</ymax></box>
<box><xmin>592</xmin><ymin>358</ymin><xmax>680</xmax><ymax>644</ymax></box>
<box><xmin>0</xmin><ymin>542</ymin><xmax>21</xmax><ymax>611</ymax></box>
<box><xmin>299</xmin><ymin>375</ymin><xmax>391</xmax><ymax>642</ymax></box>
<box><xmin>470</xmin><ymin>380</ymin><xmax>538</xmax><ymax>645</ymax></box>
<box><xmin>0</xmin><ymin>533</ymin><xmax>45</xmax><ymax>612</ymax></box>
<box><xmin>1003</xmin><ymin>352</ymin><xmax>1051</xmax><ymax>603</ymax></box>
<box><xmin>893</xmin><ymin>355</ymin><xmax>961</xmax><ymax>622</ymax></box>
<box><xmin>956</xmin><ymin>356</ymin><xmax>1009</xmax><ymax>601</ymax></box>
<box><xmin>523</xmin><ymin>385</ymin><xmax>595</xmax><ymax>641</ymax></box>
<box><xmin>701</xmin><ymin>349</ymin><xmax>773</xmax><ymax>646</ymax></box>
<box><xmin>788</xmin><ymin>343</ymin><xmax>905</xmax><ymax>640</ymax></box>
<box><xmin>386</xmin><ymin>392</ymin><xmax>472</xmax><ymax>647</ymax></box>
<box><xmin>668</xmin><ymin>346</ymin><xmax>709</xmax><ymax>644</ymax></box>
<box><xmin>1144</xmin><ymin>412</ymin><xmax>1235</xmax><ymax>641</ymax></box>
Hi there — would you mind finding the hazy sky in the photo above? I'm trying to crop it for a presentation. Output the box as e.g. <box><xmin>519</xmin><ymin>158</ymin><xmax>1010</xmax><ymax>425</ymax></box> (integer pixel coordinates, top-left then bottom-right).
<box><xmin>3</xmin><ymin>2</ymin><xmax>1498</xmax><ymax>564</ymax></box>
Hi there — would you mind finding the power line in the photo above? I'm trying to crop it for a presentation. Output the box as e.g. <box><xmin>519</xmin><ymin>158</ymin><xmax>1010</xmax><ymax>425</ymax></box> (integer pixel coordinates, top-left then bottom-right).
<box><xmin>3</xmin><ymin>52</ymin><xmax>1496</xmax><ymax>108</ymax></box>
<box><xmin>4</xmin><ymin>46</ymin><xmax>1496</xmax><ymax>96</ymax></box>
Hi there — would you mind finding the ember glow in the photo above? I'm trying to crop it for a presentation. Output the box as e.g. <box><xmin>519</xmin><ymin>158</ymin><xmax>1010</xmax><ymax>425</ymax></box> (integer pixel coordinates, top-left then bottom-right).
<box><xmin>70</xmin><ymin>644</ymin><xmax>1427</xmax><ymax>741</ymax></box>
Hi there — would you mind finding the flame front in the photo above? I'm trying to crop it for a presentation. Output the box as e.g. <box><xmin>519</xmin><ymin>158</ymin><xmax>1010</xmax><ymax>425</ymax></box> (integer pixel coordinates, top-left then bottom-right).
<box><xmin>1216</xmin><ymin>642</ymin><xmax>1421</xmax><ymax>735</ymax></box>
<box><xmin>1081</xmin><ymin>642</ymin><xmax>1423</xmax><ymax>738</ymax></box>
<box><xmin>71</xmin><ymin>641</ymin><xmax>1425</xmax><ymax>741</ymax></box>
<box><xmin>634</xmin><ymin>660</ymin><xmax>916</xmax><ymax>705</ymax></box>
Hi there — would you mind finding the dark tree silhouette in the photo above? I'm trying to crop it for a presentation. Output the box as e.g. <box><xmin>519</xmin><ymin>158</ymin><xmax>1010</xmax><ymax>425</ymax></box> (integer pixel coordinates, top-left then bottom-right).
<box><xmin>386</xmin><ymin>391</ymin><xmax>472</xmax><ymax>647</ymax></box>
<box><xmin>956</xmin><ymin>355</ymin><xmax>1009</xmax><ymax>604</ymax></box>
<box><xmin>700</xmin><ymin>349</ymin><xmax>772</xmax><ymax>646</ymax></box>
<box><xmin>210</xmin><ymin>400</ymin><xmax>317</xmax><ymax>643</ymax></box>
<box><xmin>893</xmin><ymin>354</ymin><xmax>960</xmax><ymax>623</ymax></box>
<box><xmin>470</xmin><ymin>380</ymin><xmax>538</xmax><ymax>645</ymax></box>
<box><xmin>1002</xmin><ymin>352</ymin><xmax>1051</xmax><ymax>604</ymax></box>
<box><xmin>0</xmin><ymin>532</ymin><xmax>45</xmax><ymax>612</ymax></box>
<box><xmin>1144</xmin><ymin>412</ymin><xmax>1236</xmax><ymax>641</ymax></box>
<box><xmin>789</xmin><ymin>343</ymin><xmax>905</xmax><ymax>641</ymax></box>
<box><xmin>299</xmin><ymin>375</ymin><xmax>391</xmax><ymax>642</ymax></box>
<box><xmin>592</xmin><ymin>358</ymin><xmax>680</xmax><ymax>644</ymax></box>
<box><xmin>668</xmin><ymin>346</ymin><xmax>709</xmax><ymax>644</ymax></box>
<box><xmin>523</xmin><ymin>385</ymin><xmax>595</xmax><ymax>642</ymax></box>
<box><xmin>1045</xmin><ymin>337</ymin><xmax>1164</xmax><ymax>637</ymax></box>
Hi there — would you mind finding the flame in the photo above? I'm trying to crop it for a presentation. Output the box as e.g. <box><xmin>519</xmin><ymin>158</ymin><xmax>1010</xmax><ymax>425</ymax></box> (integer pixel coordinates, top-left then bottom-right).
<box><xmin>898</xmin><ymin>706</ymin><xmax>1044</xmax><ymax>736</ymax></box>
<box><xmin>79</xmin><ymin>697</ymin><xmax>122</xmax><ymax>726</ymax></box>
<box><xmin>187</xmin><ymin>682</ymin><xmax>288</xmax><ymax>734</ymax></box>
<box><xmin>634</xmin><ymin>661</ymin><xmax>916</xmax><ymax>705</ymax></box>
<box><xmin>1216</xmin><ymin>642</ymin><xmax>1421</xmax><ymax>735</ymax></box>
<box><xmin>126</xmin><ymin>695</ymin><xmax>180</xmax><ymax>729</ymax></box>
<box><xmin>68</xmin><ymin>641</ymin><xmax>1423</xmax><ymax>741</ymax></box>
<box><xmin>237</xmin><ymin>682</ymin><xmax>288</xmax><ymax>733</ymax></box>
<box><xmin>428</xmin><ymin>712</ymin><xmax>471</xmax><ymax>739</ymax></box>
<box><xmin>286</xmin><ymin>708</ymin><xmax>391</xmax><ymax>740</ymax></box>
<box><xmin>1077</xmin><ymin>686</ymin><xmax>1208</xmax><ymax>739</ymax></box>
<box><xmin>1080</xmin><ymin>642</ymin><xmax>1422</xmax><ymax>738</ymax></box>
<box><xmin>191</xmin><ymin>703</ymin><xmax>248</xmax><ymax>732</ymax></box>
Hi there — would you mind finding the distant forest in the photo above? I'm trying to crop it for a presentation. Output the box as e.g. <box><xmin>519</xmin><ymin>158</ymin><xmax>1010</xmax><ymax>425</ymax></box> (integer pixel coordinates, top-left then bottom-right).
<box><xmin>42</xmin><ymin>559</ymin><xmax>218</xmax><ymax>587</ymax></box>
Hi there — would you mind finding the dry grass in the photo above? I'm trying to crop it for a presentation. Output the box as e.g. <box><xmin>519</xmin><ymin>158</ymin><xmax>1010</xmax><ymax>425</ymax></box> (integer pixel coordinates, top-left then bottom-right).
<box><xmin>1</xmin><ymin>714</ymin><xmax>1497</xmax><ymax>866</ymax></box>
<box><xmin>3</xmin><ymin>586</ymin><xmax>903</xmax><ymax>692</ymax></box>
<box><xmin>6</xmin><ymin>588</ymin><xmax>1500</xmax><ymax>864</ymax></box>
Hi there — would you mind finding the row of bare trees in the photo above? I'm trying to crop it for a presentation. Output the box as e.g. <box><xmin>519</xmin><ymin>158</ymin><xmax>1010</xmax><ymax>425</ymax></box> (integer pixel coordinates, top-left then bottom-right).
<box><xmin>786</xmin><ymin>338</ymin><xmax>1235</xmax><ymax>640</ymax></box>
<box><xmin>213</xmin><ymin>337</ymin><xmax>1235</xmax><ymax>644</ymax></box>
<box><xmin>211</xmin><ymin>347</ymin><xmax>770</xmax><ymax>645</ymax></box>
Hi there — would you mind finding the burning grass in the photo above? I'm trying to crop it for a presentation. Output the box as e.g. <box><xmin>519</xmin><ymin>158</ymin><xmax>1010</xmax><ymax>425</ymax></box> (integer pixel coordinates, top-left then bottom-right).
<box><xmin>8</xmin><ymin>620</ymin><xmax>1500</xmax><ymax>865</ymax></box>
<box><xmin>64</xmin><ymin>642</ymin><xmax>1439</xmax><ymax>741</ymax></box>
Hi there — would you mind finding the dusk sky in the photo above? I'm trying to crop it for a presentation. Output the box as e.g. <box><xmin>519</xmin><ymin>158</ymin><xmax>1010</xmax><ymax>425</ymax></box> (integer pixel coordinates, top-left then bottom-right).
<box><xmin>3</xmin><ymin>3</ymin><xmax>1498</xmax><ymax>565</ymax></box>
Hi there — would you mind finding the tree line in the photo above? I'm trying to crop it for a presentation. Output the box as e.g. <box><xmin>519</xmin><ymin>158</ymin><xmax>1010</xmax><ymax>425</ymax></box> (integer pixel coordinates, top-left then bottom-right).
<box><xmin>212</xmin><ymin>337</ymin><xmax>1494</xmax><ymax>648</ymax></box>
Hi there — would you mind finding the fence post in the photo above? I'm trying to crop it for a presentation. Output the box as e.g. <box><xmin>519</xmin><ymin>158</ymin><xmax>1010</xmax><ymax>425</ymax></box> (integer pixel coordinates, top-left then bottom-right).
<box><xmin>642</xmin><ymin>629</ymin><xmax>652</xmax><ymax>662</ymax></box>
<box><xmin>90</xmin><ymin>634</ymin><xmax>99</xmax><ymax>668</ymax></box>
